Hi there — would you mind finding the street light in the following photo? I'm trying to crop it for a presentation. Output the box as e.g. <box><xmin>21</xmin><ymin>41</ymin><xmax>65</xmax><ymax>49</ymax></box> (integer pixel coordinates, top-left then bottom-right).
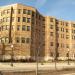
<box><xmin>67</xmin><ymin>49</ymin><xmax>70</xmax><ymax>65</ymax></box>
<box><xmin>36</xmin><ymin>47</ymin><xmax>40</xmax><ymax>75</ymax></box>
<box><xmin>11</xmin><ymin>44</ymin><xmax>14</xmax><ymax>67</ymax></box>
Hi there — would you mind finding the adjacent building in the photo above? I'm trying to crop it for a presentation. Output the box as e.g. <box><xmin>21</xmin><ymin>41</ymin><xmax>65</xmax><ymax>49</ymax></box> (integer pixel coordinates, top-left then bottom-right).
<box><xmin>0</xmin><ymin>3</ymin><xmax>75</xmax><ymax>61</ymax></box>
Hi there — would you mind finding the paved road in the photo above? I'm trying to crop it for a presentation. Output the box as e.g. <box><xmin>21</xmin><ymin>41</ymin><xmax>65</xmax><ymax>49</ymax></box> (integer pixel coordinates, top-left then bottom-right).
<box><xmin>1</xmin><ymin>70</ymin><xmax>75</xmax><ymax>75</ymax></box>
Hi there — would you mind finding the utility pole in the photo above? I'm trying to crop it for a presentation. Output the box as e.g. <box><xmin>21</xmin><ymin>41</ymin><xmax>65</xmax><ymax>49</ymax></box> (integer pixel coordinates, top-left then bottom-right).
<box><xmin>36</xmin><ymin>47</ymin><xmax>40</xmax><ymax>75</ymax></box>
<box><xmin>9</xmin><ymin>7</ymin><xmax>13</xmax><ymax>67</ymax></box>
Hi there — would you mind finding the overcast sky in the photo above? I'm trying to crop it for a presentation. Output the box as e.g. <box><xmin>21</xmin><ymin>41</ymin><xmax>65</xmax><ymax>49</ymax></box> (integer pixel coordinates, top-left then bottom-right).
<box><xmin>0</xmin><ymin>0</ymin><xmax>75</xmax><ymax>21</ymax></box>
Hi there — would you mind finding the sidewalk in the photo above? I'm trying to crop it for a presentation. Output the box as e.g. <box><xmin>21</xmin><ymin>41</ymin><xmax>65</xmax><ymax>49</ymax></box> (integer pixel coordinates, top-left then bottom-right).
<box><xmin>0</xmin><ymin>62</ymin><xmax>75</xmax><ymax>72</ymax></box>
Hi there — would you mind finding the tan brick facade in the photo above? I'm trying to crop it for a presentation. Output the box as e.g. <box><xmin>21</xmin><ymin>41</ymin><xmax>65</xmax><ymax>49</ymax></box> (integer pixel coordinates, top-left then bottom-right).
<box><xmin>0</xmin><ymin>3</ymin><xmax>75</xmax><ymax>61</ymax></box>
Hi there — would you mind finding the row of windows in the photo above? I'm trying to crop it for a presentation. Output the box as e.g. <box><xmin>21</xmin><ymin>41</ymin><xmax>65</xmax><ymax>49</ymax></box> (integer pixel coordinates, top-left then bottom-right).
<box><xmin>0</xmin><ymin>25</ymin><xmax>14</xmax><ymax>31</ymax></box>
<box><xmin>50</xmin><ymin>19</ymin><xmax>69</xmax><ymax>26</ymax></box>
<box><xmin>0</xmin><ymin>37</ymin><xmax>31</xmax><ymax>44</ymax></box>
<box><xmin>0</xmin><ymin>17</ymin><xmax>31</xmax><ymax>23</ymax></box>
<box><xmin>1</xmin><ymin>9</ymin><xmax>31</xmax><ymax>16</ymax></box>
<box><xmin>18</xmin><ymin>17</ymin><xmax>31</xmax><ymax>23</ymax></box>
<box><xmin>17</xmin><ymin>25</ymin><xmax>30</xmax><ymax>31</ymax></box>
<box><xmin>0</xmin><ymin>25</ymin><xmax>31</xmax><ymax>31</ymax></box>
<box><xmin>50</xmin><ymin>25</ymin><xmax>69</xmax><ymax>32</ymax></box>
<box><xmin>0</xmin><ymin>37</ymin><xmax>9</xmax><ymax>43</ymax></box>
<box><xmin>50</xmin><ymin>42</ymin><xmax>70</xmax><ymax>48</ymax></box>
<box><xmin>16</xmin><ymin>37</ymin><xmax>31</xmax><ymax>43</ymax></box>
<box><xmin>18</xmin><ymin>9</ymin><xmax>31</xmax><ymax>15</ymax></box>
<box><xmin>50</xmin><ymin>32</ymin><xmax>70</xmax><ymax>39</ymax></box>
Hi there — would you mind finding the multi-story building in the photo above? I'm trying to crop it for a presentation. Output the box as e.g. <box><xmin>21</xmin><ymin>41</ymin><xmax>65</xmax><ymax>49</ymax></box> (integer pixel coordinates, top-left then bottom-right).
<box><xmin>0</xmin><ymin>3</ymin><xmax>75</xmax><ymax>61</ymax></box>
<box><xmin>0</xmin><ymin>3</ymin><xmax>45</xmax><ymax>61</ymax></box>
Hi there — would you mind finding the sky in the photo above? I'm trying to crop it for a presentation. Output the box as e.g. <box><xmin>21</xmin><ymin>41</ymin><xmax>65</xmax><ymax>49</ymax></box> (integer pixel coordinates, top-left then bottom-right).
<box><xmin>0</xmin><ymin>0</ymin><xmax>75</xmax><ymax>21</ymax></box>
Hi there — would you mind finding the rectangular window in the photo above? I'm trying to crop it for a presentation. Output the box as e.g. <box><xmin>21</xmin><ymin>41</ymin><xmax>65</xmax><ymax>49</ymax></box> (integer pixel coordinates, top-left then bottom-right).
<box><xmin>16</xmin><ymin>37</ymin><xmax>20</xmax><ymax>43</ymax></box>
<box><xmin>6</xmin><ymin>17</ymin><xmax>10</xmax><ymax>22</ymax></box>
<box><xmin>7</xmin><ymin>9</ymin><xmax>10</xmax><ymax>14</ymax></box>
<box><xmin>22</xmin><ymin>25</ymin><xmax>26</xmax><ymax>31</ymax></box>
<box><xmin>23</xmin><ymin>17</ymin><xmax>26</xmax><ymax>22</ymax></box>
<box><xmin>18</xmin><ymin>17</ymin><xmax>20</xmax><ymax>22</ymax></box>
<box><xmin>50</xmin><ymin>18</ymin><xmax>53</xmax><ymax>22</ymax></box>
<box><xmin>26</xmin><ymin>38</ymin><xmax>30</xmax><ymax>43</ymax></box>
<box><xmin>50</xmin><ymin>32</ymin><xmax>53</xmax><ymax>36</ymax></box>
<box><xmin>18</xmin><ymin>9</ymin><xmax>21</xmax><ymax>14</ymax></box>
<box><xmin>5</xmin><ymin>37</ymin><xmax>9</xmax><ymax>43</ymax></box>
<box><xmin>50</xmin><ymin>25</ymin><xmax>53</xmax><ymax>29</ymax></box>
<box><xmin>50</xmin><ymin>42</ymin><xmax>53</xmax><ymax>46</ymax></box>
<box><xmin>6</xmin><ymin>25</ymin><xmax>9</xmax><ymax>30</ymax></box>
<box><xmin>66</xmin><ymin>35</ymin><xmax>69</xmax><ymax>39</ymax></box>
<box><xmin>17</xmin><ymin>25</ymin><xmax>20</xmax><ymax>31</ymax></box>
<box><xmin>23</xmin><ymin>9</ymin><xmax>26</xmax><ymax>14</ymax></box>
<box><xmin>21</xmin><ymin>37</ymin><xmax>25</xmax><ymax>43</ymax></box>
<box><xmin>73</xmin><ymin>24</ymin><xmax>75</xmax><ymax>28</ymax></box>
<box><xmin>66</xmin><ymin>44</ymin><xmax>69</xmax><ymax>48</ymax></box>
<box><xmin>27</xmin><ymin>10</ymin><xmax>31</xmax><ymax>15</ymax></box>
<box><xmin>27</xmin><ymin>18</ymin><xmax>31</xmax><ymax>23</ymax></box>
<box><xmin>66</xmin><ymin>29</ymin><xmax>68</xmax><ymax>33</ymax></box>
<box><xmin>66</xmin><ymin>22</ymin><xmax>68</xmax><ymax>26</ymax></box>
<box><xmin>27</xmin><ymin>26</ymin><xmax>30</xmax><ymax>31</ymax></box>
<box><xmin>56</xmin><ymin>27</ymin><xmax>59</xmax><ymax>31</ymax></box>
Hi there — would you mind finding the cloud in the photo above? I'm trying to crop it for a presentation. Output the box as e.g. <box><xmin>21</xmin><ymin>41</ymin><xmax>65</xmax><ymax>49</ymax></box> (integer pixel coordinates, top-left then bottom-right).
<box><xmin>35</xmin><ymin>0</ymin><xmax>47</xmax><ymax>8</ymax></box>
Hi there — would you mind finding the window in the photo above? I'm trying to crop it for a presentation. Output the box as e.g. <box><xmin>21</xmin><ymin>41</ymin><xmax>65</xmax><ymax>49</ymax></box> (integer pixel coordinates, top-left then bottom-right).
<box><xmin>27</xmin><ymin>18</ymin><xmax>31</xmax><ymax>23</ymax></box>
<box><xmin>66</xmin><ymin>29</ymin><xmax>68</xmax><ymax>33</ymax></box>
<box><xmin>73</xmin><ymin>24</ymin><xmax>75</xmax><ymax>28</ymax></box>
<box><xmin>50</xmin><ymin>42</ymin><xmax>53</xmax><ymax>46</ymax></box>
<box><xmin>6</xmin><ymin>17</ymin><xmax>10</xmax><ymax>22</ymax></box>
<box><xmin>18</xmin><ymin>9</ymin><xmax>21</xmax><ymax>14</ymax></box>
<box><xmin>27</xmin><ymin>26</ymin><xmax>30</xmax><ymax>31</ymax></box>
<box><xmin>0</xmin><ymin>27</ymin><xmax>1</xmax><ymax>31</ymax></box>
<box><xmin>27</xmin><ymin>10</ymin><xmax>31</xmax><ymax>15</ymax></box>
<box><xmin>74</xmin><ymin>36</ymin><xmax>75</xmax><ymax>39</ymax></box>
<box><xmin>6</xmin><ymin>25</ymin><xmax>9</xmax><ymax>30</ymax></box>
<box><xmin>61</xmin><ymin>34</ymin><xmax>64</xmax><ymax>38</ymax></box>
<box><xmin>50</xmin><ymin>18</ymin><xmax>53</xmax><ymax>22</ymax></box>
<box><xmin>63</xmin><ymin>28</ymin><xmax>64</xmax><ymax>32</ymax></box>
<box><xmin>73</xmin><ymin>30</ymin><xmax>75</xmax><ymax>33</ymax></box>
<box><xmin>0</xmin><ymin>38</ymin><xmax>1</xmax><ymax>43</ymax></box>
<box><xmin>7</xmin><ymin>9</ymin><xmax>10</xmax><ymax>14</ymax></box>
<box><xmin>66</xmin><ymin>22</ymin><xmax>68</xmax><ymax>26</ymax></box>
<box><xmin>5</xmin><ymin>37</ymin><xmax>9</xmax><ymax>43</ymax></box>
<box><xmin>57</xmin><ymin>43</ymin><xmax>59</xmax><ymax>47</ymax></box>
<box><xmin>21</xmin><ymin>37</ymin><xmax>25</xmax><ymax>43</ymax></box>
<box><xmin>1</xmin><ymin>26</ymin><xmax>5</xmax><ymax>31</ymax></box>
<box><xmin>26</xmin><ymin>38</ymin><xmax>30</xmax><ymax>43</ymax></box>
<box><xmin>23</xmin><ymin>17</ymin><xmax>26</xmax><ymax>22</ymax></box>
<box><xmin>18</xmin><ymin>17</ymin><xmax>20</xmax><ymax>22</ymax></box>
<box><xmin>50</xmin><ymin>32</ymin><xmax>53</xmax><ymax>36</ymax></box>
<box><xmin>50</xmin><ymin>25</ymin><xmax>53</xmax><ymax>29</ymax></box>
<box><xmin>22</xmin><ymin>25</ymin><xmax>26</xmax><ymax>31</ymax></box>
<box><xmin>66</xmin><ymin>35</ymin><xmax>69</xmax><ymax>39</ymax></box>
<box><xmin>23</xmin><ymin>9</ymin><xmax>26</xmax><ymax>14</ymax></box>
<box><xmin>66</xmin><ymin>53</ymin><xmax>69</xmax><ymax>57</ymax></box>
<box><xmin>17</xmin><ymin>25</ymin><xmax>20</xmax><ymax>31</ymax></box>
<box><xmin>66</xmin><ymin>44</ymin><xmax>69</xmax><ymax>48</ymax></box>
<box><xmin>56</xmin><ymin>27</ymin><xmax>59</xmax><ymax>31</ymax></box>
<box><xmin>16</xmin><ymin>37</ymin><xmax>20</xmax><ymax>43</ymax></box>
<box><xmin>1</xmin><ymin>38</ymin><xmax>5</xmax><ymax>43</ymax></box>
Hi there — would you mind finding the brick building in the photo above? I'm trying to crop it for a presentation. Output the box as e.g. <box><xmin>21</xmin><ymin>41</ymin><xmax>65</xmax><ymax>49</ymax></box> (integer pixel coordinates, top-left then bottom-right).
<box><xmin>0</xmin><ymin>3</ymin><xmax>75</xmax><ymax>61</ymax></box>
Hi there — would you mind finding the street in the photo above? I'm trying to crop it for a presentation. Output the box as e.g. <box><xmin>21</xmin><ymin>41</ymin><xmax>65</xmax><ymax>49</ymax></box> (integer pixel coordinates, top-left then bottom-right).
<box><xmin>0</xmin><ymin>62</ymin><xmax>75</xmax><ymax>75</ymax></box>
